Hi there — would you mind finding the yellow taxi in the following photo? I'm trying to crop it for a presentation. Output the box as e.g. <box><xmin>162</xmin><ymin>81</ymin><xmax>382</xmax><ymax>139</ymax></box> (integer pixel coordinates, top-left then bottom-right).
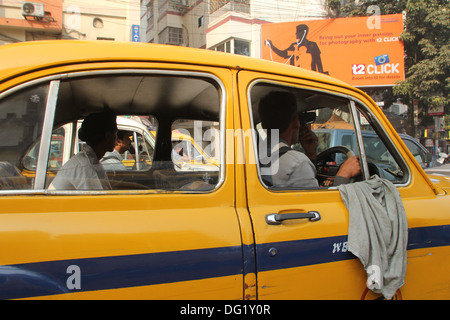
<box><xmin>0</xmin><ymin>41</ymin><xmax>448</xmax><ymax>300</ymax></box>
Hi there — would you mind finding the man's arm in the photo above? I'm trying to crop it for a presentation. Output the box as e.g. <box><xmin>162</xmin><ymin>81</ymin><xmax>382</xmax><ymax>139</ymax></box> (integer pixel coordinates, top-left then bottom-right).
<box><xmin>266</xmin><ymin>39</ymin><xmax>295</xmax><ymax>59</ymax></box>
<box><xmin>333</xmin><ymin>156</ymin><xmax>361</xmax><ymax>186</ymax></box>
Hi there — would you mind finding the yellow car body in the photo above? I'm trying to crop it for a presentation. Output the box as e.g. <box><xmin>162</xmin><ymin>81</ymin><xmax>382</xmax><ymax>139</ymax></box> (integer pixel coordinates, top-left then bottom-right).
<box><xmin>0</xmin><ymin>41</ymin><xmax>448</xmax><ymax>300</ymax></box>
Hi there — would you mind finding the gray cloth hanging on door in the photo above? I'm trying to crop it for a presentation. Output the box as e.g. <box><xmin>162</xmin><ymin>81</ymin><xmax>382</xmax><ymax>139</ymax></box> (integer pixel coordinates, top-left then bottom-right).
<box><xmin>339</xmin><ymin>175</ymin><xmax>408</xmax><ymax>300</ymax></box>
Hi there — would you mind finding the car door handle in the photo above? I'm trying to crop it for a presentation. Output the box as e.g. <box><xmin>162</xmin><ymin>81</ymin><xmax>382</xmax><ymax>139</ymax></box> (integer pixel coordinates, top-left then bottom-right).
<box><xmin>265</xmin><ymin>211</ymin><xmax>321</xmax><ymax>225</ymax></box>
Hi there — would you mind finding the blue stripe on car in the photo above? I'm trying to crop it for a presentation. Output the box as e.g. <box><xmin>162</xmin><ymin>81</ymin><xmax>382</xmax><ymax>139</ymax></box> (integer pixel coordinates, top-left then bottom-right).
<box><xmin>1</xmin><ymin>225</ymin><xmax>448</xmax><ymax>299</ymax></box>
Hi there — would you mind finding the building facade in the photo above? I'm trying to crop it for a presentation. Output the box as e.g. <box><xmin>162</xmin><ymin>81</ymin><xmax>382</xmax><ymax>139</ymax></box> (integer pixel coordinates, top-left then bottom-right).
<box><xmin>63</xmin><ymin>0</ymin><xmax>140</xmax><ymax>41</ymax></box>
<box><xmin>0</xmin><ymin>0</ymin><xmax>63</xmax><ymax>44</ymax></box>
<box><xmin>0</xmin><ymin>0</ymin><xmax>140</xmax><ymax>44</ymax></box>
<box><xmin>141</xmin><ymin>0</ymin><xmax>209</xmax><ymax>48</ymax></box>
<box><xmin>207</xmin><ymin>0</ymin><xmax>327</xmax><ymax>58</ymax></box>
<box><xmin>140</xmin><ymin>0</ymin><xmax>328</xmax><ymax>58</ymax></box>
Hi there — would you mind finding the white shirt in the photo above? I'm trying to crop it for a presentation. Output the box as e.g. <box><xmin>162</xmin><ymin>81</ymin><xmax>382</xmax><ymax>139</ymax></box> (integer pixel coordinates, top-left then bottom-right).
<box><xmin>49</xmin><ymin>145</ymin><xmax>111</xmax><ymax>190</ymax></box>
<box><xmin>101</xmin><ymin>149</ymin><xmax>127</xmax><ymax>173</ymax></box>
<box><xmin>270</xmin><ymin>141</ymin><xmax>319</xmax><ymax>189</ymax></box>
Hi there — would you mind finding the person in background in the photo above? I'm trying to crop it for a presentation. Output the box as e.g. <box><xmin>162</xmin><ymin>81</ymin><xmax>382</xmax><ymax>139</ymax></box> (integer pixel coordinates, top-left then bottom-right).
<box><xmin>101</xmin><ymin>130</ymin><xmax>132</xmax><ymax>172</ymax></box>
<box><xmin>49</xmin><ymin>110</ymin><xmax>117</xmax><ymax>190</ymax></box>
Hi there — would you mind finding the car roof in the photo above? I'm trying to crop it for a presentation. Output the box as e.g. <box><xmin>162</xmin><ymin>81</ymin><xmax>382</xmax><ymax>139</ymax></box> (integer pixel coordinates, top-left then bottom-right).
<box><xmin>1</xmin><ymin>41</ymin><xmax>377</xmax><ymax>132</ymax></box>
<box><xmin>0</xmin><ymin>40</ymin><xmax>353</xmax><ymax>90</ymax></box>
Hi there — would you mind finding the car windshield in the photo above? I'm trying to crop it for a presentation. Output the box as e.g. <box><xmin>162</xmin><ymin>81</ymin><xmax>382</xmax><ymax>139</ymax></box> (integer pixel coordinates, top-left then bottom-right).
<box><xmin>315</xmin><ymin>132</ymin><xmax>331</xmax><ymax>155</ymax></box>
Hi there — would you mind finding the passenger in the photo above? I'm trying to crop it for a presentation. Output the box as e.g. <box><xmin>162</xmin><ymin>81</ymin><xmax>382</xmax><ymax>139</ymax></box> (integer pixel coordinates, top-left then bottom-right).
<box><xmin>49</xmin><ymin>110</ymin><xmax>117</xmax><ymax>190</ymax></box>
<box><xmin>258</xmin><ymin>91</ymin><xmax>361</xmax><ymax>188</ymax></box>
<box><xmin>172</xmin><ymin>142</ymin><xmax>190</xmax><ymax>167</ymax></box>
<box><xmin>173</xmin><ymin>146</ymin><xmax>188</xmax><ymax>160</ymax></box>
<box><xmin>101</xmin><ymin>130</ymin><xmax>132</xmax><ymax>172</ymax></box>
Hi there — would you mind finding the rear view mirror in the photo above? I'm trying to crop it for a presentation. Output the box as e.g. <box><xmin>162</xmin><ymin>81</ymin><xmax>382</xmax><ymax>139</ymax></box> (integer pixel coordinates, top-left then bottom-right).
<box><xmin>298</xmin><ymin>111</ymin><xmax>316</xmax><ymax>127</ymax></box>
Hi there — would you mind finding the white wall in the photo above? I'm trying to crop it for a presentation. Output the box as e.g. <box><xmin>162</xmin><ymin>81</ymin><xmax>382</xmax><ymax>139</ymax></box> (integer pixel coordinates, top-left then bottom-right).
<box><xmin>63</xmin><ymin>0</ymin><xmax>140</xmax><ymax>41</ymax></box>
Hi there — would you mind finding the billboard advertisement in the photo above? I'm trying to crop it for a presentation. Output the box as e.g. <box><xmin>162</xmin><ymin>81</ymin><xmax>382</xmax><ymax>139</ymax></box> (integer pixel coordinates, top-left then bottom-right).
<box><xmin>262</xmin><ymin>14</ymin><xmax>405</xmax><ymax>87</ymax></box>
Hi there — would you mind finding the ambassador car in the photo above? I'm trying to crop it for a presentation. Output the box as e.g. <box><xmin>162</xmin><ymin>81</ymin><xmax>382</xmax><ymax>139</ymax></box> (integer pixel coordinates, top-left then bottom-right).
<box><xmin>0</xmin><ymin>41</ymin><xmax>448</xmax><ymax>300</ymax></box>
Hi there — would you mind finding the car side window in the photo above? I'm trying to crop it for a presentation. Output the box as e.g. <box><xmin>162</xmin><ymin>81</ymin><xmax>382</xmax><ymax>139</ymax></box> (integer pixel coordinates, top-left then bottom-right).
<box><xmin>23</xmin><ymin>127</ymin><xmax>65</xmax><ymax>172</ymax></box>
<box><xmin>42</xmin><ymin>73</ymin><xmax>223</xmax><ymax>193</ymax></box>
<box><xmin>251</xmin><ymin>82</ymin><xmax>408</xmax><ymax>190</ymax></box>
<box><xmin>171</xmin><ymin>119</ymin><xmax>219</xmax><ymax>172</ymax></box>
<box><xmin>356</xmin><ymin>108</ymin><xmax>408</xmax><ymax>184</ymax></box>
<box><xmin>403</xmin><ymin>139</ymin><xmax>426</xmax><ymax>168</ymax></box>
<box><xmin>251</xmin><ymin>82</ymin><xmax>358</xmax><ymax>190</ymax></box>
<box><xmin>0</xmin><ymin>83</ymin><xmax>49</xmax><ymax>191</ymax></box>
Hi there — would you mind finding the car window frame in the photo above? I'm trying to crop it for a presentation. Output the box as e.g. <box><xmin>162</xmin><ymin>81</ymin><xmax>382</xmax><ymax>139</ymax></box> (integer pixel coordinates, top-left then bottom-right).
<box><xmin>401</xmin><ymin>135</ymin><xmax>430</xmax><ymax>168</ymax></box>
<box><xmin>352</xmin><ymin>100</ymin><xmax>411</xmax><ymax>187</ymax></box>
<box><xmin>247</xmin><ymin>79</ymin><xmax>411</xmax><ymax>191</ymax></box>
<box><xmin>0</xmin><ymin>77</ymin><xmax>59</xmax><ymax>195</ymax></box>
<box><xmin>0</xmin><ymin>69</ymin><xmax>227</xmax><ymax>195</ymax></box>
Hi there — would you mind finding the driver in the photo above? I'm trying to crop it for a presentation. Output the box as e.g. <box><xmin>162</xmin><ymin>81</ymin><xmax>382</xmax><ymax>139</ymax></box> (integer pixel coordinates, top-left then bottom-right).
<box><xmin>258</xmin><ymin>91</ymin><xmax>361</xmax><ymax>188</ymax></box>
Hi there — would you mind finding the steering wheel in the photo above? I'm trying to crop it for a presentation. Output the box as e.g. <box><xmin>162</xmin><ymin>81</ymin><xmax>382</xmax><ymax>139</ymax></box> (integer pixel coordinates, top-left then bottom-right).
<box><xmin>316</xmin><ymin>146</ymin><xmax>383</xmax><ymax>184</ymax></box>
<box><xmin>316</xmin><ymin>145</ymin><xmax>355</xmax><ymax>162</ymax></box>
<box><xmin>315</xmin><ymin>145</ymin><xmax>356</xmax><ymax>184</ymax></box>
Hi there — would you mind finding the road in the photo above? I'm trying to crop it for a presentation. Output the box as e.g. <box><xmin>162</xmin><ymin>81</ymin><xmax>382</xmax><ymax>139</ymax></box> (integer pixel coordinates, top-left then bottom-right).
<box><xmin>425</xmin><ymin>163</ymin><xmax>450</xmax><ymax>176</ymax></box>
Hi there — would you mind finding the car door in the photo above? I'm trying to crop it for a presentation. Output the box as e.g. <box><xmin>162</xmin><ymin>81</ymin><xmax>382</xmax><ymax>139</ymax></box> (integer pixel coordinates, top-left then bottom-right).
<box><xmin>238</xmin><ymin>70</ymin><xmax>450</xmax><ymax>299</ymax></box>
<box><xmin>0</xmin><ymin>64</ymin><xmax>243</xmax><ymax>299</ymax></box>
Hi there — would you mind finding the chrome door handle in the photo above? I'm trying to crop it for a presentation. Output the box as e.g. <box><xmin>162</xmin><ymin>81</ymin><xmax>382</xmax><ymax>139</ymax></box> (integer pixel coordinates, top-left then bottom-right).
<box><xmin>265</xmin><ymin>211</ymin><xmax>321</xmax><ymax>225</ymax></box>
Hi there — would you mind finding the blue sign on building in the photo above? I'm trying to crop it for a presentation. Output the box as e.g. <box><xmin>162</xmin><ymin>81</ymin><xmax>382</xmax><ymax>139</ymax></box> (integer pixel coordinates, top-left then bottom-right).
<box><xmin>131</xmin><ymin>24</ymin><xmax>140</xmax><ymax>42</ymax></box>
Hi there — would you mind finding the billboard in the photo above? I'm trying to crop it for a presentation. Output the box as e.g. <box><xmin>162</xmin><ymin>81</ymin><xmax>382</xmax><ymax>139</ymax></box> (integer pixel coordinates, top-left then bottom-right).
<box><xmin>262</xmin><ymin>14</ymin><xmax>405</xmax><ymax>87</ymax></box>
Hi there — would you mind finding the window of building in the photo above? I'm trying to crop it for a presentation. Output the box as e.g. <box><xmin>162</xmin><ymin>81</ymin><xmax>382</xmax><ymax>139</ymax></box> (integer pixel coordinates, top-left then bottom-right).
<box><xmin>211</xmin><ymin>38</ymin><xmax>249</xmax><ymax>56</ymax></box>
<box><xmin>212</xmin><ymin>40</ymin><xmax>230</xmax><ymax>53</ymax></box>
<box><xmin>234</xmin><ymin>39</ymin><xmax>250</xmax><ymax>56</ymax></box>
<box><xmin>210</xmin><ymin>0</ymin><xmax>250</xmax><ymax>14</ymax></box>
<box><xmin>159</xmin><ymin>27</ymin><xmax>183</xmax><ymax>46</ymax></box>
<box><xmin>93</xmin><ymin>18</ymin><xmax>103</xmax><ymax>28</ymax></box>
<box><xmin>146</xmin><ymin>0</ymin><xmax>154</xmax><ymax>30</ymax></box>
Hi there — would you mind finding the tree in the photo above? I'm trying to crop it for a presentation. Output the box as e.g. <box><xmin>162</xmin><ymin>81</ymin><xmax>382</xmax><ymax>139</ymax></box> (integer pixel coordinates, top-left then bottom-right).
<box><xmin>326</xmin><ymin>0</ymin><xmax>450</xmax><ymax>137</ymax></box>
